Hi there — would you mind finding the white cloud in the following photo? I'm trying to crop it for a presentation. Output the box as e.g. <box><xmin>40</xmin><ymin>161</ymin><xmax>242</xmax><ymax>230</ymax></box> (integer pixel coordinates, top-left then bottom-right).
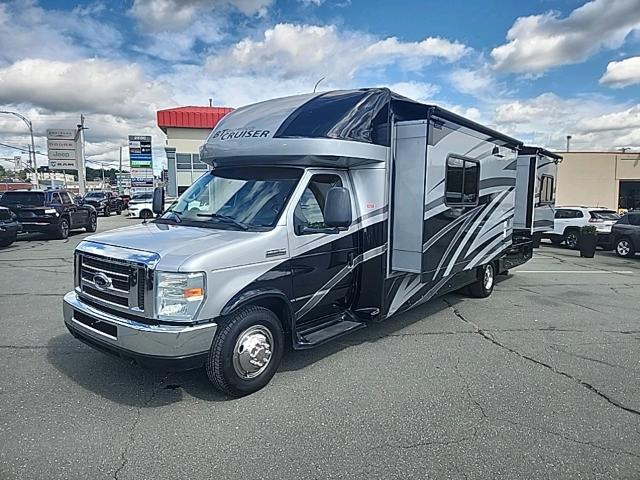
<box><xmin>492</xmin><ymin>93</ymin><xmax>640</xmax><ymax>150</ymax></box>
<box><xmin>448</xmin><ymin>67</ymin><xmax>494</xmax><ymax>95</ymax></box>
<box><xmin>0</xmin><ymin>59</ymin><xmax>173</xmax><ymax>119</ymax></box>
<box><xmin>205</xmin><ymin>23</ymin><xmax>469</xmax><ymax>81</ymax></box>
<box><xmin>0</xmin><ymin>1</ymin><xmax>122</xmax><ymax>65</ymax></box>
<box><xmin>129</xmin><ymin>0</ymin><xmax>273</xmax><ymax>31</ymax></box>
<box><xmin>383</xmin><ymin>81</ymin><xmax>440</xmax><ymax>102</ymax></box>
<box><xmin>491</xmin><ymin>0</ymin><xmax>640</xmax><ymax>74</ymax></box>
<box><xmin>600</xmin><ymin>56</ymin><xmax>640</xmax><ymax>87</ymax></box>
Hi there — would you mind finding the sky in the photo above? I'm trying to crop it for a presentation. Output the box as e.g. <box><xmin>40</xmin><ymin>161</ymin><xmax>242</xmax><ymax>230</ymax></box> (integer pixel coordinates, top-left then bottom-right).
<box><xmin>0</xmin><ymin>0</ymin><xmax>639</xmax><ymax>172</ymax></box>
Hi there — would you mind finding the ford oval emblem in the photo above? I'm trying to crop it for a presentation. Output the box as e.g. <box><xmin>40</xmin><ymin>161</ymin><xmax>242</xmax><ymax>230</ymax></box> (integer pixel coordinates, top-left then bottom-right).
<box><xmin>93</xmin><ymin>272</ymin><xmax>112</xmax><ymax>290</ymax></box>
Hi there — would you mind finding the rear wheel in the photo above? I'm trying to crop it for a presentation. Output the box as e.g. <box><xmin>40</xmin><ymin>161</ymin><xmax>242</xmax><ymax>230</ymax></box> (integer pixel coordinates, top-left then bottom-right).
<box><xmin>564</xmin><ymin>230</ymin><xmax>579</xmax><ymax>250</ymax></box>
<box><xmin>615</xmin><ymin>237</ymin><xmax>635</xmax><ymax>258</ymax></box>
<box><xmin>468</xmin><ymin>263</ymin><xmax>495</xmax><ymax>298</ymax></box>
<box><xmin>206</xmin><ymin>306</ymin><xmax>284</xmax><ymax>397</ymax></box>
<box><xmin>56</xmin><ymin>218</ymin><xmax>70</xmax><ymax>240</ymax></box>
<box><xmin>140</xmin><ymin>209</ymin><xmax>153</xmax><ymax>220</ymax></box>
<box><xmin>85</xmin><ymin>214</ymin><xmax>97</xmax><ymax>233</ymax></box>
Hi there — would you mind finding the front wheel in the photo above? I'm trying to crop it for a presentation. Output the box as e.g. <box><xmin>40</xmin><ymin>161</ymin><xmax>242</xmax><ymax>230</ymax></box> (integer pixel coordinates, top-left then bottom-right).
<box><xmin>206</xmin><ymin>306</ymin><xmax>284</xmax><ymax>397</ymax></box>
<box><xmin>468</xmin><ymin>263</ymin><xmax>495</xmax><ymax>298</ymax></box>
<box><xmin>140</xmin><ymin>210</ymin><xmax>153</xmax><ymax>220</ymax></box>
<box><xmin>0</xmin><ymin>233</ymin><xmax>17</xmax><ymax>247</ymax></box>
<box><xmin>85</xmin><ymin>214</ymin><xmax>97</xmax><ymax>233</ymax></box>
<box><xmin>615</xmin><ymin>238</ymin><xmax>635</xmax><ymax>258</ymax></box>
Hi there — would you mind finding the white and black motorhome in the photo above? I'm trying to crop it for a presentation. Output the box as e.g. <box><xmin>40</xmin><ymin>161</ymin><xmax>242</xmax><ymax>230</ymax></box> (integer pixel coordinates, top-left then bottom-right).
<box><xmin>63</xmin><ymin>89</ymin><xmax>532</xmax><ymax>396</ymax></box>
<box><xmin>513</xmin><ymin>146</ymin><xmax>562</xmax><ymax>246</ymax></box>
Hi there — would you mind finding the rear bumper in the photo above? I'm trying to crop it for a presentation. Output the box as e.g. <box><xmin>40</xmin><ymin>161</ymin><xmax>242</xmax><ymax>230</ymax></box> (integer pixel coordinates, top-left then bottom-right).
<box><xmin>63</xmin><ymin>291</ymin><xmax>217</xmax><ymax>371</ymax></box>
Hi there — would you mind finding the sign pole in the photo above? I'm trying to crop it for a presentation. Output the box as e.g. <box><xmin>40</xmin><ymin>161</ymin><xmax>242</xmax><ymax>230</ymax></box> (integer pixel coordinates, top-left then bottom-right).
<box><xmin>77</xmin><ymin>115</ymin><xmax>86</xmax><ymax>195</ymax></box>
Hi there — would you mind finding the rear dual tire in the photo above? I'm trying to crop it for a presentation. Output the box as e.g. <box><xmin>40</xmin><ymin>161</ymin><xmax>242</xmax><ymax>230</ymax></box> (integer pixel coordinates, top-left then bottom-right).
<box><xmin>206</xmin><ymin>306</ymin><xmax>284</xmax><ymax>397</ymax></box>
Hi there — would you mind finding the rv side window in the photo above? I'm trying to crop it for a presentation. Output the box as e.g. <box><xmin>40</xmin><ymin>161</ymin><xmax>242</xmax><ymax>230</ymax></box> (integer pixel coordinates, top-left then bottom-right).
<box><xmin>294</xmin><ymin>174</ymin><xmax>343</xmax><ymax>234</ymax></box>
<box><xmin>539</xmin><ymin>175</ymin><xmax>554</xmax><ymax>204</ymax></box>
<box><xmin>445</xmin><ymin>155</ymin><xmax>479</xmax><ymax>206</ymax></box>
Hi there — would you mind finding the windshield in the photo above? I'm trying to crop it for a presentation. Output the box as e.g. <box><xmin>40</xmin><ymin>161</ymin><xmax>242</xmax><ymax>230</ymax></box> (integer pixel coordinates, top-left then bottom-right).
<box><xmin>85</xmin><ymin>192</ymin><xmax>105</xmax><ymax>198</ymax></box>
<box><xmin>590</xmin><ymin>210</ymin><xmax>619</xmax><ymax>221</ymax></box>
<box><xmin>159</xmin><ymin>167</ymin><xmax>302</xmax><ymax>230</ymax></box>
<box><xmin>0</xmin><ymin>191</ymin><xmax>45</xmax><ymax>206</ymax></box>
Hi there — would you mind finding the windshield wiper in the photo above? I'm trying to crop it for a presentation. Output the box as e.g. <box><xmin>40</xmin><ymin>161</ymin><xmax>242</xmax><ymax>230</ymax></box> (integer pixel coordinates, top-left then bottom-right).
<box><xmin>196</xmin><ymin>213</ymin><xmax>249</xmax><ymax>230</ymax></box>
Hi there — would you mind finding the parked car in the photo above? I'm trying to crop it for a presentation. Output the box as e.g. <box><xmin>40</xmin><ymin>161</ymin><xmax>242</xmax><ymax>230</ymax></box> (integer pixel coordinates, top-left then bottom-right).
<box><xmin>82</xmin><ymin>191</ymin><xmax>124</xmax><ymax>216</ymax></box>
<box><xmin>611</xmin><ymin>212</ymin><xmax>640</xmax><ymax>257</ymax></box>
<box><xmin>127</xmin><ymin>193</ymin><xmax>175</xmax><ymax>219</ymax></box>
<box><xmin>0</xmin><ymin>190</ymin><xmax>97</xmax><ymax>239</ymax></box>
<box><xmin>0</xmin><ymin>206</ymin><xmax>21</xmax><ymax>247</ymax></box>
<box><xmin>543</xmin><ymin>206</ymin><xmax>619</xmax><ymax>249</ymax></box>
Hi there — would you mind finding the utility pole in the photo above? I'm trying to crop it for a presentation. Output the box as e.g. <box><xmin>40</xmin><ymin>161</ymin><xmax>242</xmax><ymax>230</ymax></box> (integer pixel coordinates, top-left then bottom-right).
<box><xmin>118</xmin><ymin>146</ymin><xmax>123</xmax><ymax>194</ymax></box>
<box><xmin>0</xmin><ymin>109</ymin><xmax>39</xmax><ymax>188</ymax></box>
<box><xmin>76</xmin><ymin>114</ymin><xmax>87</xmax><ymax>195</ymax></box>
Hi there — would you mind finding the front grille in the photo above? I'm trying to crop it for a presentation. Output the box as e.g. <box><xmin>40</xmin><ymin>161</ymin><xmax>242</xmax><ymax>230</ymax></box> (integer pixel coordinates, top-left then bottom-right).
<box><xmin>77</xmin><ymin>252</ymin><xmax>148</xmax><ymax>314</ymax></box>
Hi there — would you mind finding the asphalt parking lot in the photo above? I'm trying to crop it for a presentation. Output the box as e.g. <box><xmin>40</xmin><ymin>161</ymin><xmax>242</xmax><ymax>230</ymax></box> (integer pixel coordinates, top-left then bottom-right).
<box><xmin>1</xmin><ymin>215</ymin><xmax>639</xmax><ymax>480</ymax></box>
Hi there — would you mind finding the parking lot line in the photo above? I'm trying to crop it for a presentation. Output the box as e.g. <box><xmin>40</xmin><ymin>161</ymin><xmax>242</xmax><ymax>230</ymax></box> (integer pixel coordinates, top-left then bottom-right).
<box><xmin>517</xmin><ymin>270</ymin><xmax>633</xmax><ymax>274</ymax></box>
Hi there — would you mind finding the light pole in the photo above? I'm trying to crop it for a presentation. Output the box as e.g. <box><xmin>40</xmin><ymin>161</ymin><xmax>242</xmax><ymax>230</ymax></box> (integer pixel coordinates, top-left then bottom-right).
<box><xmin>0</xmin><ymin>110</ymin><xmax>39</xmax><ymax>188</ymax></box>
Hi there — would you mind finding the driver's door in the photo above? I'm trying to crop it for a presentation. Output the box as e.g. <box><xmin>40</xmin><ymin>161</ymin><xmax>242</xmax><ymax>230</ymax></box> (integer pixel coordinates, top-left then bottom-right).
<box><xmin>287</xmin><ymin>170</ymin><xmax>358</xmax><ymax>326</ymax></box>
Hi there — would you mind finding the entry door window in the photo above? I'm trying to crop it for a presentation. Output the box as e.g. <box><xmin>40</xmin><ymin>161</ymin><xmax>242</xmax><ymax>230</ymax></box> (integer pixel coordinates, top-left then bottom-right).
<box><xmin>445</xmin><ymin>155</ymin><xmax>479</xmax><ymax>206</ymax></box>
<box><xmin>294</xmin><ymin>174</ymin><xmax>343</xmax><ymax>234</ymax></box>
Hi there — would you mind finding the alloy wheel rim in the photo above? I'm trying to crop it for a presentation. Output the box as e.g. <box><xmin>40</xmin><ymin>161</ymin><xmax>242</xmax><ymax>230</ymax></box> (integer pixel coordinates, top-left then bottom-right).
<box><xmin>484</xmin><ymin>264</ymin><xmax>494</xmax><ymax>290</ymax></box>
<box><xmin>567</xmin><ymin>234</ymin><xmax>578</xmax><ymax>248</ymax></box>
<box><xmin>618</xmin><ymin>241</ymin><xmax>630</xmax><ymax>256</ymax></box>
<box><xmin>232</xmin><ymin>325</ymin><xmax>274</xmax><ymax>379</ymax></box>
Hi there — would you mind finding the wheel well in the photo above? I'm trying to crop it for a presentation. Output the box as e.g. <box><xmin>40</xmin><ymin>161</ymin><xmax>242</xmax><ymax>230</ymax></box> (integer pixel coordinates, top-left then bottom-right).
<box><xmin>242</xmin><ymin>296</ymin><xmax>292</xmax><ymax>334</ymax></box>
<box><xmin>563</xmin><ymin>226</ymin><xmax>579</xmax><ymax>236</ymax></box>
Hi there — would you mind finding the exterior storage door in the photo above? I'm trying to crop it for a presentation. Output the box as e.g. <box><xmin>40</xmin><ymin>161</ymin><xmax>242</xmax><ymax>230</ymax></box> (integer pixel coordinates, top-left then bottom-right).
<box><xmin>391</xmin><ymin>120</ymin><xmax>428</xmax><ymax>274</ymax></box>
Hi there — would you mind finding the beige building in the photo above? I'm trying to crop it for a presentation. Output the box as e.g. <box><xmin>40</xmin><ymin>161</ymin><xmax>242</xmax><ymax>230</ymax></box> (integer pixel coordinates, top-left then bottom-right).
<box><xmin>556</xmin><ymin>151</ymin><xmax>640</xmax><ymax>212</ymax></box>
<box><xmin>157</xmin><ymin>106</ymin><xmax>233</xmax><ymax>196</ymax></box>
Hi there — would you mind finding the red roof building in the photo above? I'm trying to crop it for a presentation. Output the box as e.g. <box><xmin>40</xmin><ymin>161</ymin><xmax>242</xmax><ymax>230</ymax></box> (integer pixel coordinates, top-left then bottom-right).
<box><xmin>157</xmin><ymin>106</ymin><xmax>234</xmax><ymax>133</ymax></box>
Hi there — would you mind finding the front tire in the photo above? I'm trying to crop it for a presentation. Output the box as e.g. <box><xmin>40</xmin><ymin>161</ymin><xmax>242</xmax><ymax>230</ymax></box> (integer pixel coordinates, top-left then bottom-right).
<box><xmin>0</xmin><ymin>234</ymin><xmax>17</xmax><ymax>247</ymax></box>
<box><xmin>206</xmin><ymin>306</ymin><xmax>284</xmax><ymax>397</ymax></box>
<box><xmin>85</xmin><ymin>214</ymin><xmax>97</xmax><ymax>233</ymax></box>
<box><xmin>468</xmin><ymin>263</ymin><xmax>495</xmax><ymax>298</ymax></box>
<box><xmin>140</xmin><ymin>209</ymin><xmax>153</xmax><ymax>220</ymax></box>
<box><xmin>615</xmin><ymin>237</ymin><xmax>635</xmax><ymax>258</ymax></box>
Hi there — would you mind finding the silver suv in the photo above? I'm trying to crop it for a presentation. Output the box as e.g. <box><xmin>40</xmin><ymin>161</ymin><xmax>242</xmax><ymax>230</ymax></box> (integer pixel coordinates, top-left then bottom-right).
<box><xmin>543</xmin><ymin>206</ymin><xmax>619</xmax><ymax>249</ymax></box>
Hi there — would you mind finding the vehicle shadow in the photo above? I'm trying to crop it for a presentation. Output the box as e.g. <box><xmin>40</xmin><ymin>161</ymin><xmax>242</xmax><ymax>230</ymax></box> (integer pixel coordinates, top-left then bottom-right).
<box><xmin>46</xmin><ymin>288</ymin><xmax>481</xmax><ymax>406</ymax></box>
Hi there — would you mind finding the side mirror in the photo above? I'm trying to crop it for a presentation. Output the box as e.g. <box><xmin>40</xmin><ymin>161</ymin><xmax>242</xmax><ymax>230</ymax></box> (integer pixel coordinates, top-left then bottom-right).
<box><xmin>152</xmin><ymin>187</ymin><xmax>165</xmax><ymax>216</ymax></box>
<box><xmin>324</xmin><ymin>187</ymin><xmax>352</xmax><ymax>229</ymax></box>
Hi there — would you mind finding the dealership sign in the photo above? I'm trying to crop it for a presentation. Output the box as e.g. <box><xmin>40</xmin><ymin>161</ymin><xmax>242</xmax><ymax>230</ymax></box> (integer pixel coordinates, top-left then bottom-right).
<box><xmin>47</xmin><ymin>128</ymin><xmax>78</xmax><ymax>170</ymax></box>
<box><xmin>129</xmin><ymin>135</ymin><xmax>153</xmax><ymax>186</ymax></box>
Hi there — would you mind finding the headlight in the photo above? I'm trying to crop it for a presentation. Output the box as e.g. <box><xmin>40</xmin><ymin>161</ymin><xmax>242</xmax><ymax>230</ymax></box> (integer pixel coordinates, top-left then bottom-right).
<box><xmin>155</xmin><ymin>271</ymin><xmax>206</xmax><ymax>321</ymax></box>
<box><xmin>44</xmin><ymin>208</ymin><xmax>58</xmax><ymax>215</ymax></box>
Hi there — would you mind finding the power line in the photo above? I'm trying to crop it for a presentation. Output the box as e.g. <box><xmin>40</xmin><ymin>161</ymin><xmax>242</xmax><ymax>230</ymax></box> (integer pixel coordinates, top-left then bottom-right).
<box><xmin>0</xmin><ymin>141</ymin><xmax>47</xmax><ymax>156</ymax></box>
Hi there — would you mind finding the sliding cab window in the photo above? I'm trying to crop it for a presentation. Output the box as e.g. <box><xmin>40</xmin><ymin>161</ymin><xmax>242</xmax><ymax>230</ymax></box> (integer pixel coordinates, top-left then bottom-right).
<box><xmin>445</xmin><ymin>155</ymin><xmax>479</xmax><ymax>206</ymax></box>
<box><xmin>539</xmin><ymin>175</ymin><xmax>555</xmax><ymax>204</ymax></box>
<box><xmin>294</xmin><ymin>174</ymin><xmax>343</xmax><ymax>235</ymax></box>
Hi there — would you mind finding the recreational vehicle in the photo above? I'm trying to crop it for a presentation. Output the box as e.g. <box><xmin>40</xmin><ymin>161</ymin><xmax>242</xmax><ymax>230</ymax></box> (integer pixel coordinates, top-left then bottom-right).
<box><xmin>63</xmin><ymin>89</ymin><xmax>533</xmax><ymax>396</ymax></box>
<box><xmin>513</xmin><ymin>147</ymin><xmax>562</xmax><ymax>246</ymax></box>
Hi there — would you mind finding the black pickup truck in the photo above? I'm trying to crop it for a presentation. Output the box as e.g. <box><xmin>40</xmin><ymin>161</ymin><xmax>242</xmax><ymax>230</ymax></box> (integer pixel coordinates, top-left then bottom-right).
<box><xmin>82</xmin><ymin>191</ymin><xmax>124</xmax><ymax>216</ymax></box>
<box><xmin>0</xmin><ymin>190</ymin><xmax>97</xmax><ymax>239</ymax></box>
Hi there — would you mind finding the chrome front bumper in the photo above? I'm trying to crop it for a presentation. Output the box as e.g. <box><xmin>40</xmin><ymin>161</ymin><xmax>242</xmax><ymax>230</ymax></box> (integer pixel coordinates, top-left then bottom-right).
<box><xmin>63</xmin><ymin>291</ymin><xmax>217</xmax><ymax>363</ymax></box>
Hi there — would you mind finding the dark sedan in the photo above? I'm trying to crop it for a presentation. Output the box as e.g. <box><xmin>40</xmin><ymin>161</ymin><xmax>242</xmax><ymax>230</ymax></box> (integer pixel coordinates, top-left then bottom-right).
<box><xmin>611</xmin><ymin>212</ymin><xmax>640</xmax><ymax>257</ymax></box>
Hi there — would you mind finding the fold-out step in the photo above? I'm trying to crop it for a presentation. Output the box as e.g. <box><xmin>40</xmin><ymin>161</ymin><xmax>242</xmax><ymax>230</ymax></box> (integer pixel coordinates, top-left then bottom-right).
<box><xmin>298</xmin><ymin>319</ymin><xmax>365</xmax><ymax>347</ymax></box>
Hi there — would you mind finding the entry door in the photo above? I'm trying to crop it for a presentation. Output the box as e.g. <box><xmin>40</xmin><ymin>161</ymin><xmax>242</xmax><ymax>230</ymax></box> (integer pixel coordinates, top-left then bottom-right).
<box><xmin>288</xmin><ymin>170</ymin><xmax>358</xmax><ymax>325</ymax></box>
